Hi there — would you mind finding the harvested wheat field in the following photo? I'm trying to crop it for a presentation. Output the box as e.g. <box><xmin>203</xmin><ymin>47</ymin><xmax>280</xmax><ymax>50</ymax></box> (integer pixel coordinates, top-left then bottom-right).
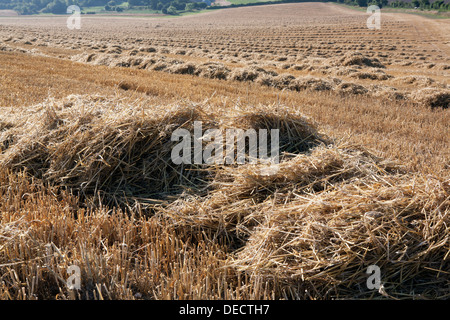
<box><xmin>0</xmin><ymin>3</ymin><xmax>449</xmax><ymax>301</ymax></box>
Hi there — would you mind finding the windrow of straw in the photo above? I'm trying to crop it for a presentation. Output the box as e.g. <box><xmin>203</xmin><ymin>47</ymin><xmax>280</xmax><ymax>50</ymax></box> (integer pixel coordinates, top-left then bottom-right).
<box><xmin>71</xmin><ymin>51</ymin><xmax>449</xmax><ymax>108</ymax></box>
<box><xmin>0</xmin><ymin>95</ymin><xmax>326</xmax><ymax>207</ymax></box>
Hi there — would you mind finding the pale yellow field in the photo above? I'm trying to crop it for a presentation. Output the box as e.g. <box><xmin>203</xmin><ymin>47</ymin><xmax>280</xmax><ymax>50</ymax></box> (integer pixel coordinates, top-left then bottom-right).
<box><xmin>0</xmin><ymin>3</ymin><xmax>448</xmax><ymax>300</ymax></box>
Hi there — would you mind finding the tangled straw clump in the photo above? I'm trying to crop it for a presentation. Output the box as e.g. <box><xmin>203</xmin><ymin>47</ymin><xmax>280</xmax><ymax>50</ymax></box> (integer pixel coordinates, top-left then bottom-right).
<box><xmin>349</xmin><ymin>69</ymin><xmax>392</xmax><ymax>81</ymax></box>
<box><xmin>159</xmin><ymin>139</ymin><xmax>449</xmax><ymax>299</ymax></box>
<box><xmin>160</xmin><ymin>144</ymin><xmax>405</xmax><ymax>238</ymax></box>
<box><xmin>0</xmin><ymin>95</ymin><xmax>210</xmax><ymax>205</ymax></box>
<box><xmin>289</xmin><ymin>77</ymin><xmax>336</xmax><ymax>92</ymax></box>
<box><xmin>410</xmin><ymin>88</ymin><xmax>450</xmax><ymax>109</ymax></box>
<box><xmin>0</xmin><ymin>95</ymin><xmax>325</xmax><ymax>206</ymax></box>
<box><xmin>335</xmin><ymin>52</ymin><xmax>386</xmax><ymax>69</ymax></box>
<box><xmin>393</xmin><ymin>76</ymin><xmax>437</xmax><ymax>87</ymax></box>
<box><xmin>335</xmin><ymin>82</ymin><xmax>369</xmax><ymax>95</ymax></box>
<box><xmin>233</xmin><ymin>175</ymin><xmax>450</xmax><ymax>299</ymax></box>
<box><xmin>195</xmin><ymin>62</ymin><xmax>231</xmax><ymax>80</ymax></box>
<box><xmin>229</xmin><ymin>67</ymin><xmax>261</xmax><ymax>82</ymax></box>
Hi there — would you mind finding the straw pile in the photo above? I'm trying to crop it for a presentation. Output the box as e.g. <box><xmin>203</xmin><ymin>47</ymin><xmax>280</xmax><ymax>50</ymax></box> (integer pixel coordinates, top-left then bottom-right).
<box><xmin>335</xmin><ymin>82</ymin><xmax>369</xmax><ymax>95</ymax></box>
<box><xmin>70</xmin><ymin>52</ymin><xmax>449</xmax><ymax>108</ymax></box>
<box><xmin>233</xmin><ymin>174</ymin><xmax>449</xmax><ymax>299</ymax></box>
<box><xmin>410</xmin><ymin>88</ymin><xmax>450</xmax><ymax>109</ymax></box>
<box><xmin>370</xmin><ymin>85</ymin><xmax>406</xmax><ymax>101</ymax></box>
<box><xmin>159</xmin><ymin>144</ymin><xmax>404</xmax><ymax>237</ymax></box>
<box><xmin>393</xmin><ymin>76</ymin><xmax>436</xmax><ymax>87</ymax></box>
<box><xmin>350</xmin><ymin>69</ymin><xmax>392</xmax><ymax>81</ymax></box>
<box><xmin>229</xmin><ymin>67</ymin><xmax>261</xmax><ymax>82</ymax></box>
<box><xmin>0</xmin><ymin>95</ymin><xmax>212</xmax><ymax>205</ymax></box>
<box><xmin>195</xmin><ymin>62</ymin><xmax>231</xmax><ymax>80</ymax></box>
<box><xmin>335</xmin><ymin>52</ymin><xmax>385</xmax><ymax>69</ymax></box>
<box><xmin>0</xmin><ymin>95</ymin><xmax>324</xmax><ymax>206</ymax></box>
<box><xmin>159</xmin><ymin>139</ymin><xmax>449</xmax><ymax>299</ymax></box>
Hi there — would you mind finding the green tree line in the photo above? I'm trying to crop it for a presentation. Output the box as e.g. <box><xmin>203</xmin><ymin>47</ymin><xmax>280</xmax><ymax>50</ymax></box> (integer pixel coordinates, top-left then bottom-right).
<box><xmin>1</xmin><ymin>0</ymin><xmax>448</xmax><ymax>15</ymax></box>
<box><xmin>0</xmin><ymin>0</ymin><xmax>208</xmax><ymax>15</ymax></box>
<box><xmin>346</xmin><ymin>0</ymin><xmax>449</xmax><ymax>10</ymax></box>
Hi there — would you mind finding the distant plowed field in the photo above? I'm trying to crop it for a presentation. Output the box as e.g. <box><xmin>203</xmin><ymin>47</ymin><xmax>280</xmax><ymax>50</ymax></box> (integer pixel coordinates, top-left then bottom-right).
<box><xmin>0</xmin><ymin>3</ymin><xmax>449</xmax><ymax>300</ymax></box>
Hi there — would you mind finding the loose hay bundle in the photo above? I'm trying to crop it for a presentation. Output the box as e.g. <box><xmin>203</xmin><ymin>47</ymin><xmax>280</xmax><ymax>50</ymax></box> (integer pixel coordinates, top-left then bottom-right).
<box><xmin>160</xmin><ymin>144</ymin><xmax>404</xmax><ymax>244</ymax></box>
<box><xmin>232</xmin><ymin>175</ymin><xmax>450</xmax><ymax>299</ymax></box>
<box><xmin>289</xmin><ymin>76</ymin><xmax>334</xmax><ymax>92</ymax></box>
<box><xmin>393</xmin><ymin>76</ymin><xmax>436</xmax><ymax>87</ymax></box>
<box><xmin>0</xmin><ymin>95</ymin><xmax>326</xmax><ymax>207</ymax></box>
<box><xmin>168</xmin><ymin>62</ymin><xmax>198</xmax><ymax>75</ymax></box>
<box><xmin>271</xmin><ymin>74</ymin><xmax>296</xmax><ymax>90</ymax></box>
<box><xmin>335</xmin><ymin>52</ymin><xmax>385</xmax><ymax>69</ymax></box>
<box><xmin>0</xmin><ymin>93</ymin><xmax>448</xmax><ymax>299</ymax></box>
<box><xmin>229</xmin><ymin>67</ymin><xmax>260</xmax><ymax>82</ymax></box>
<box><xmin>410</xmin><ymin>88</ymin><xmax>450</xmax><ymax>109</ymax></box>
<box><xmin>335</xmin><ymin>82</ymin><xmax>369</xmax><ymax>95</ymax></box>
<box><xmin>350</xmin><ymin>69</ymin><xmax>392</xmax><ymax>81</ymax></box>
<box><xmin>0</xmin><ymin>95</ymin><xmax>212</xmax><ymax>204</ymax></box>
<box><xmin>371</xmin><ymin>85</ymin><xmax>406</xmax><ymax>101</ymax></box>
<box><xmin>196</xmin><ymin>62</ymin><xmax>230</xmax><ymax>80</ymax></box>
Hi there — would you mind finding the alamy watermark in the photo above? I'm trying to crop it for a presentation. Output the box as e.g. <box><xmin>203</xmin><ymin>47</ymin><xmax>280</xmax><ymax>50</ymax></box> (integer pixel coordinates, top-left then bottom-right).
<box><xmin>366</xmin><ymin>264</ymin><xmax>381</xmax><ymax>290</ymax></box>
<box><xmin>66</xmin><ymin>265</ymin><xmax>81</xmax><ymax>290</ymax></box>
<box><xmin>367</xmin><ymin>5</ymin><xmax>381</xmax><ymax>30</ymax></box>
<box><xmin>67</xmin><ymin>5</ymin><xmax>81</xmax><ymax>30</ymax></box>
<box><xmin>171</xmin><ymin>121</ymin><xmax>280</xmax><ymax>174</ymax></box>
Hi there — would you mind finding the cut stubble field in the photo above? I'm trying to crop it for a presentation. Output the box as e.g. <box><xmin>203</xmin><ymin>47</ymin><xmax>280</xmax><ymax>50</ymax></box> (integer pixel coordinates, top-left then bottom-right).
<box><xmin>0</xmin><ymin>3</ymin><xmax>448</xmax><ymax>300</ymax></box>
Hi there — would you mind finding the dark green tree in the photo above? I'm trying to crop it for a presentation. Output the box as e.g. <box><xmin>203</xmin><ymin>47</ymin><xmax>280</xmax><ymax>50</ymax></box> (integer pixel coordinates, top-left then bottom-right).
<box><xmin>44</xmin><ymin>0</ymin><xmax>67</xmax><ymax>14</ymax></box>
<box><xmin>356</xmin><ymin>0</ymin><xmax>367</xmax><ymax>7</ymax></box>
<box><xmin>166</xmin><ymin>4</ymin><xmax>177</xmax><ymax>14</ymax></box>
